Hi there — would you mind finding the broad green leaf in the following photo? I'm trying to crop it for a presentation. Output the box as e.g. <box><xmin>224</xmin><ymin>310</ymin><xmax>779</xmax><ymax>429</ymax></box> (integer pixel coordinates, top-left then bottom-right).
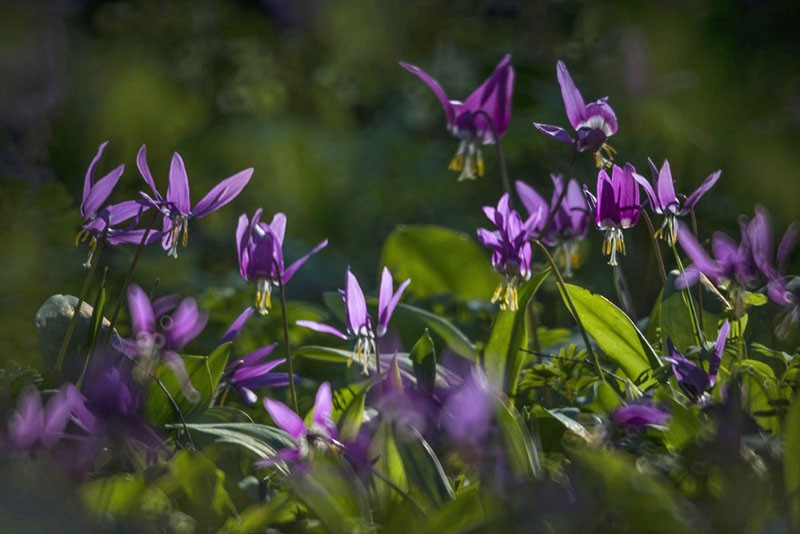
<box><xmin>544</xmin><ymin>408</ymin><xmax>592</xmax><ymax>443</ymax></box>
<box><xmin>786</xmin><ymin>388</ymin><xmax>800</xmax><ymax>527</ymax></box>
<box><xmin>335</xmin><ymin>383</ymin><xmax>372</xmax><ymax>443</ymax></box>
<box><xmin>369</xmin><ymin>419</ymin><xmax>409</xmax><ymax>508</ymax></box>
<box><xmin>483</xmin><ymin>269</ymin><xmax>550</xmax><ymax>394</ymax></box>
<box><xmin>380</xmin><ymin>225</ymin><xmax>498</xmax><ymax>301</ymax></box>
<box><xmin>660</xmin><ymin>272</ymin><xmax>723</xmax><ymax>354</ymax></box>
<box><xmin>496</xmin><ymin>401</ymin><xmax>541</xmax><ymax>478</ymax></box>
<box><xmin>198</xmin><ymin>406</ymin><xmax>253</xmax><ymax>424</ymax></box>
<box><xmin>410</xmin><ymin>329</ymin><xmax>437</xmax><ymax>393</ymax></box>
<box><xmin>393</xmin><ymin>302</ymin><xmax>479</xmax><ymax>362</ymax></box>
<box><xmin>425</xmin><ymin>486</ymin><xmax>487</xmax><ymax>532</ymax></box>
<box><xmin>563</xmin><ymin>284</ymin><xmax>660</xmax><ymax>385</ymax></box>
<box><xmin>735</xmin><ymin>359</ymin><xmax>792</xmax><ymax>433</ymax></box>
<box><xmin>80</xmin><ymin>474</ymin><xmax>147</xmax><ymax>517</ymax></box>
<box><xmin>395</xmin><ymin>427</ymin><xmax>455</xmax><ymax>507</ymax></box>
<box><xmin>221</xmin><ymin>492</ymin><xmax>298</xmax><ymax>533</ymax></box>
<box><xmin>663</xmin><ymin>398</ymin><xmax>701</xmax><ymax>451</ymax></box>
<box><xmin>171</xmin><ymin>423</ymin><xmax>293</xmax><ymax>467</ymax></box>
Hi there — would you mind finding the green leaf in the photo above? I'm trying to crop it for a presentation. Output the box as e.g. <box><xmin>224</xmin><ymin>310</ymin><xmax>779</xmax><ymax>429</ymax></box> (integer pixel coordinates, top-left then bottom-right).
<box><xmin>410</xmin><ymin>329</ymin><xmax>437</xmax><ymax>393</ymax></box>
<box><xmin>395</xmin><ymin>427</ymin><xmax>455</xmax><ymax>507</ymax></box>
<box><xmin>786</xmin><ymin>389</ymin><xmax>800</xmax><ymax>527</ymax></box>
<box><xmin>85</xmin><ymin>287</ymin><xmax>106</xmax><ymax>352</ymax></box>
<box><xmin>369</xmin><ymin>419</ymin><xmax>409</xmax><ymax>508</ymax></box>
<box><xmin>393</xmin><ymin>302</ymin><xmax>479</xmax><ymax>362</ymax></box>
<box><xmin>80</xmin><ymin>474</ymin><xmax>147</xmax><ymax>517</ymax></box>
<box><xmin>496</xmin><ymin>401</ymin><xmax>541</xmax><ymax>478</ymax></box>
<box><xmin>483</xmin><ymin>269</ymin><xmax>550</xmax><ymax>394</ymax></box>
<box><xmin>660</xmin><ymin>272</ymin><xmax>723</xmax><ymax>353</ymax></box>
<box><xmin>198</xmin><ymin>406</ymin><xmax>253</xmax><ymax>424</ymax></box>
<box><xmin>563</xmin><ymin>284</ymin><xmax>660</xmax><ymax>385</ymax></box>
<box><xmin>735</xmin><ymin>359</ymin><xmax>792</xmax><ymax>433</ymax></box>
<box><xmin>172</xmin><ymin>422</ymin><xmax>294</xmax><ymax>466</ymax></box>
<box><xmin>380</xmin><ymin>225</ymin><xmax>498</xmax><ymax>301</ymax></box>
<box><xmin>336</xmin><ymin>385</ymin><xmax>370</xmax><ymax>443</ymax></box>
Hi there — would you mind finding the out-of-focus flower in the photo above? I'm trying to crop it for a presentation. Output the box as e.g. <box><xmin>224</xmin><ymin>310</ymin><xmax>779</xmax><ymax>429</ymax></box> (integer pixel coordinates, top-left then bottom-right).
<box><xmin>516</xmin><ymin>175</ymin><xmax>589</xmax><ymax>277</ymax></box>
<box><xmin>477</xmin><ymin>192</ymin><xmax>542</xmax><ymax>310</ymax></box>
<box><xmin>664</xmin><ymin>321</ymin><xmax>730</xmax><ymax>402</ymax></box>
<box><xmin>137</xmin><ymin>145</ymin><xmax>253</xmax><ymax>258</ymax></box>
<box><xmin>259</xmin><ymin>382</ymin><xmax>337</xmax><ymax>466</ymax></box>
<box><xmin>122</xmin><ymin>283</ymin><xmax>208</xmax><ymax>402</ymax></box>
<box><xmin>443</xmin><ymin>366</ymin><xmax>494</xmax><ymax>445</ymax></box>
<box><xmin>534</xmin><ymin>61</ymin><xmax>618</xmax><ymax>168</ymax></box>
<box><xmin>236</xmin><ymin>209</ymin><xmax>327</xmax><ymax>315</ymax></box>
<box><xmin>611</xmin><ymin>404</ymin><xmax>669</xmax><ymax>429</ymax></box>
<box><xmin>297</xmin><ymin>267</ymin><xmax>409</xmax><ymax>374</ymax></box>
<box><xmin>633</xmin><ymin>159</ymin><xmax>721</xmax><ymax>245</ymax></box>
<box><xmin>400</xmin><ymin>55</ymin><xmax>514</xmax><ymax>181</ymax></box>
<box><xmin>583</xmin><ymin>164</ymin><xmax>640</xmax><ymax>266</ymax></box>
<box><xmin>220</xmin><ymin>307</ymin><xmax>290</xmax><ymax>405</ymax></box>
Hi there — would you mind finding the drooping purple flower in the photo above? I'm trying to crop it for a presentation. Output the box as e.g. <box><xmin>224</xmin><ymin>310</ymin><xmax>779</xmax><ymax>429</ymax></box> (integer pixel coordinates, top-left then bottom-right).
<box><xmin>442</xmin><ymin>366</ymin><xmax>494</xmax><ymax>445</ymax></box>
<box><xmin>664</xmin><ymin>321</ymin><xmax>730</xmax><ymax>402</ymax></box>
<box><xmin>534</xmin><ymin>61</ymin><xmax>618</xmax><ymax>168</ymax></box>
<box><xmin>297</xmin><ymin>267</ymin><xmax>410</xmax><ymax>374</ymax></box>
<box><xmin>259</xmin><ymin>382</ymin><xmax>337</xmax><ymax>467</ymax></box>
<box><xmin>75</xmin><ymin>142</ymin><xmax>157</xmax><ymax>268</ymax></box>
<box><xmin>516</xmin><ymin>174</ymin><xmax>589</xmax><ymax>277</ymax></box>
<box><xmin>400</xmin><ymin>54</ymin><xmax>514</xmax><ymax>181</ymax></box>
<box><xmin>476</xmin><ymin>192</ymin><xmax>543</xmax><ymax>310</ymax></box>
<box><xmin>122</xmin><ymin>283</ymin><xmax>208</xmax><ymax>402</ymax></box>
<box><xmin>236</xmin><ymin>209</ymin><xmax>328</xmax><ymax>315</ymax></box>
<box><xmin>611</xmin><ymin>404</ymin><xmax>669</xmax><ymax>429</ymax></box>
<box><xmin>137</xmin><ymin>145</ymin><xmax>253</xmax><ymax>258</ymax></box>
<box><xmin>583</xmin><ymin>163</ymin><xmax>640</xmax><ymax>266</ymax></box>
<box><xmin>633</xmin><ymin>159</ymin><xmax>721</xmax><ymax>245</ymax></box>
<box><xmin>220</xmin><ymin>307</ymin><xmax>290</xmax><ymax>405</ymax></box>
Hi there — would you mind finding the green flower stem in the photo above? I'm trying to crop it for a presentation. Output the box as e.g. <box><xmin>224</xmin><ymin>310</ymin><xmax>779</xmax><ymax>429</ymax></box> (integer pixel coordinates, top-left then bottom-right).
<box><xmin>473</xmin><ymin>110</ymin><xmax>512</xmax><ymax>203</ymax></box>
<box><xmin>640</xmin><ymin>210</ymin><xmax>667</xmax><ymax>283</ymax></box>
<box><xmin>533</xmin><ymin>240</ymin><xmax>605</xmax><ymax>383</ymax></box>
<box><xmin>690</xmin><ymin>208</ymin><xmax>705</xmax><ymax>331</ymax></box>
<box><xmin>670</xmin><ymin>244</ymin><xmax>704</xmax><ymax>346</ymax></box>
<box><xmin>155</xmin><ymin>374</ymin><xmax>195</xmax><ymax>450</ymax></box>
<box><xmin>278</xmin><ymin>280</ymin><xmax>299</xmax><ymax>414</ymax></box>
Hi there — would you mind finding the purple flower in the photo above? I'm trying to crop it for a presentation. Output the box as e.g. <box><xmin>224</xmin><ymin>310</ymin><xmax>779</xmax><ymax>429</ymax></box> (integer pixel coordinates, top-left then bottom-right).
<box><xmin>236</xmin><ymin>209</ymin><xmax>328</xmax><ymax>315</ymax></box>
<box><xmin>611</xmin><ymin>404</ymin><xmax>669</xmax><ymax>429</ymax></box>
<box><xmin>534</xmin><ymin>61</ymin><xmax>618</xmax><ymax>168</ymax></box>
<box><xmin>633</xmin><ymin>159</ymin><xmax>721</xmax><ymax>245</ymax></box>
<box><xmin>259</xmin><ymin>382</ymin><xmax>337</xmax><ymax>466</ymax></box>
<box><xmin>137</xmin><ymin>145</ymin><xmax>253</xmax><ymax>258</ymax></box>
<box><xmin>477</xmin><ymin>193</ymin><xmax>542</xmax><ymax>310</ymax></box>
<box><xmin>297</xmin><ymin>267</ymin><xmax>410</xmax><ymax>374</ymax></box>
<box><xmin>75</xmin><ymin>142</ymin><xmax>156</xmax><ymax>267</ymax></box>
<box><xmin>400</xmin><ymin>54</ymin><xmax>514</xmax><ymax>181</ymax></box>
<box><xmin>516</xmin><ymin>175</ymin><xmax>589</xmax><ymax>277</ymax></box>
<box><xmin>122</xmin><ymin>283</ymin><xmax>208</xmax><ymax>402</ymax></box>
<box><xmin>664</xmin><ymin>321</ymin><xmax>730</xmax><ymax>402</ymax></box>
<box><xmin>220</xmin><ymin>307</ymin><xmax>290</xmax><ymax>405</ymax></box>
<box><xmin>443</xmin><ymin>366</ymin><xmax>494</xmax><ymax>445</ymax></box>
<box><xmin>583</xmin><ymin>164</ymin><xmax>640</xmax><ymax>266</ymax></box>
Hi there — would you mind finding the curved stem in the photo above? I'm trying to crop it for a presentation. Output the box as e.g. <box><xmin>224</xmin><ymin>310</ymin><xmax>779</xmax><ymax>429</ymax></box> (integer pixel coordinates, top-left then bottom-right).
<box><xmin>689</xmin><ymin>208</ymin><xmax>705</xmax><ymax>331</ymax></box>
<box><xmin>533</xmin><ymin>240</ymin><xmax>605</xmax><ymax>382</ymax></box>
<box><xmin>278</xmin><ymin>280</ymin><xmax>299</xmax><ymax>414</ymax></box>
<box><xmin>156</xmin><ymin>375</ymin><xmax>195</xmax><ymax>450</ymax></box>
<box><xmin>670</xmin><ymin>245</ymin><xmax>704</xmax><ymax>346</ymax></box>
<box><xmin>472</xmin><ymin>110</ymin><xmax>512</xmax><ymax>203</ymax></box>
<box><xmin>640</xmin><ymin>210</ymin><xmax>667</xmax><ymax>283</ymax></box>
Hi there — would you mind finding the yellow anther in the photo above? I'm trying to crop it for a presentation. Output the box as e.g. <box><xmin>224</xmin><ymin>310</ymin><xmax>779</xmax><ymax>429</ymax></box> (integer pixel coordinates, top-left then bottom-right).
<box><xmin>449</xmin><ymin>153</ymin><xmax>465</xmax><ymax>172</ymax></box>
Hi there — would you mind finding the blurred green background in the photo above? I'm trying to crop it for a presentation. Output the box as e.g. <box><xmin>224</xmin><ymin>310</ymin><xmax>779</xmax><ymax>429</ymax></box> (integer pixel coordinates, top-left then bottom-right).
<box><xmin>2</xmin><ymin>0</ymin><xmax>800</xmax><ymax>365</ymax></box>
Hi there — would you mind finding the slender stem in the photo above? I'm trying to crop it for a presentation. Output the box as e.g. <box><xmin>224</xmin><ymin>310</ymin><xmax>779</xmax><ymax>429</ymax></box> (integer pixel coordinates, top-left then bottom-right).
<box><xmin>56</xmin><ymin>237</ymin><xmax>106</xmax><ymax>374</ymax></box>
<box><xmin>689</xmin><ymin>209</ymin><xmax>705</xmax><ymax>331</ymax></box>
<box><xmin>278</xmin><ymin>280</ymin><xmax>299</xmax><ymax>414</ymax></box>
<box><xmin>374</xmin><ymin>341</ymin><xmax>384</xmax><ymax>392</ymax></box>
<box><xmin>613</xmin><ymin>264</ymin><xmax>637</xmax><ymax>322</ymax></box>
<box><xmin>472</xmin><ymin>110</ymin><xmax>512</xmax><ymax>203</ymax></box>
<box><xmin>538</xmin><ymin>146</ymin><xmax>578</xmax><ymax>240</ymax></box>
<box><xmin>528</xmin><ymin>298</ymin><xmax>542</xmax><ymax>356</ymax></box>
<box><xmin>156</xmin><ymin>376</ymin><xmax>195</xmax><ymax>450</ymax></box>
<box><xmin>533</xmin><ymin>240</ymin><xmax>605</xmax><ymax>382</ymax></box>
<box><xmin>670</xmin><ymin>245</ymin><xmax>704</xmax><ymax>346</ymax></box>
<box><xmin>640</xmin><ymin>210</ymin><xmax>667</xmax><ymax>283</ymax></box>
<box><xmin>371</xmin><ymin>468</ymin><xmax>427</xmax><ymax>515</ymax></box>
<box><xmin>104</xmin><ymin>209</ymin><xmax>159</xmax><ymax>347</ymax></box>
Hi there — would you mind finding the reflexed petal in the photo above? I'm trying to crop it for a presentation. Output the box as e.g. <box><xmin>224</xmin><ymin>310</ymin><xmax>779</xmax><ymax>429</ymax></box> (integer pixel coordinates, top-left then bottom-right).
<box><xmin>377</xmin><ymin>267</ymin><xmax>394</xmax><ymax>330</ymax></box>
<box><xmin>127</xmin><ymin>283</ymin><xmax>155</xmax><ymax>334</ymax></box>
<box><xmin>533</xmin><ymin>123</ymin><xmax>574</xmax><ymax>144</ymax></box>
<box><xmin>268</xmin><ymin>212</ymin><xmax>288</xmax><ymax>245</ymax></box>
<box><xmin>64</xmin><ymin>384</ymin><xmax>97</xmax><ymax>434</ymax></box>
<box><xmin>611</xmin><ymin>404</ymin><xmax>669</xmax><ymax>428</ymax></box>
<box><xmin>9</xmin><ymin>386</ymin><xmax>44</xmax><ymax>449</ymax></box>
<box><xmin>710</xmin><ymin>320</ymin><xmax>730</xmax><ymax>385</ymax></box>
<box><xmin>476</xmin><ymin>228</ymin><xmax>502</xmax><ymax>248</ymax></box>
<box><xmin>748</xmin><ymin>206</ymin><xmax>774</xmax><ymax>277</ymax></box>
<box><xmin>192</xmin><ymin>168</ymin><xmax>254</xmax><ymax>218</ymax></box>
<box><xmin>565</xmin><ymin>179</ymin><xmax>590</xmax><ymax>236</ymax></box>
<box><xmin>515</xmin><ymin>180</ymin><xmax>550</xmax><ymax>223</ymax></box>
<box><xmin>41</xmin><ymin>386</ymin><xmax>73</xmax><ymax>449</ymax></box>
<box><xmin>165</xmin><ymin>298</ymin><xmax>208</xmax><ymax>351</ymax></box>
<box><xmin>778</xmin><ymin>222</ymin><xmax>798</xmax><ymax>275</ymax></box>
<box><xmin>255</xmin><ymin>447</ymin><xmax>302</xmax><ymax>468</ymax></box>
<box><xmin>83</xmin><ymin>141</ymin><xmax>109</xmax><ymax>205</ymax></box>
<box><xmin>296</xmin><ymin>320</ymin><xmax>348</xmax><ymax>340</ymax></box>
<box><xmin>239</xmin><ymin>345</ymin><xmax>281</xmax><ymax>368</ymax></box>
<box><xmin>597</xmin><ymin>169</ymin><xmax>617</xmax><ymax>225</ymax></box>
<box><xmin>312</xmin><ymin>382</ymin><xmax>336</xmax><ymax>438</ymax></box>
<box><xmin>106</xmin><ymin>228</ymin><xmax>163</xmax><ymax>246</ymax></box>
<box><xmin>556</xmin><ymin>60</ymin><xmax>586</xmax><ymax>130</ymax></box>
<box><xmin>152</xmin><ymin>294</ymin><xmax>181</xmax><ymax>319</ymax></box>
<box><xmin>655</xmin><ymin>161</ymin><xmax>676</xmax><ymax>212</ymax></box>
<box><xmin>82</xmin><ymin>164</ymin><xmax>125</xmax><ymax>220</ymax></box>
<box><xmin>104</xmin><ymin>200</ymin><xmax>146</xmax><ymax>227</ymax></box>
<box><xmin>665</xmin><ymin>340</ymin><xmax>708</xmax><ymax>399</ymax></box>
<box><xmin>167</xmin><ymin>152</ymin><xmax>191</xmax><ymax>214</ymax></box>
<box><xmin>236</xmin><ymin>386</ymin><xmax>258</xmax><ymax>405</ymax></box>
<box><xmin>221</xmin><ymin>306</ymin><xmax>255</xmax><ymax>344</ymax></box>
<box><xmin>710</xmin><ymin>231</ymin><xmax>739</xmax><ymax>267</ymax></box>
<box><xmin>136</xmin><ymin>145</ymin><xmax>160</xmax><ymax>197</ymax></box>
<box><xmin>344</xmin><ymin>269</ymin><xmax>368</xmax><ymax>334</ymax></box>
<box><xmin>236</xmin><ymin>213</ymin><xmax>251</xmax><ymax>280</ymax></box>
<box><xmin>683</xmin><ymin>170</ymin><xmax>721</xmax><ymax>212</ymax></box>
<box><xmin>616</xmin><ymin>164</ymin><xmax>640</xmax><ymax>227</ymax></box>
<box><xmin>283</xmin><ymin>239</ymin><xmax>328</xmax><ymax>285</ymax></box>
<box><xmin>250</xmin><ymin>229</ymin><xmax>277</xmax><ymax>279</ymax></box>
<box><xmin>463</xmin><ymin>54</ymin><xmax>514</xmax><ymax>139</ymax></box>
<box><xmin>233</xmin><ymin>359</ymin><xmax>285</xmax><ymax>383</ymax></box>
<box><xmin>264</xmin><ymin>399</ymin><xmax>306</xmax><ymax>439</ymax></box>
<box><xmin>399</xmin><ymin>61</ymin><xmax>455</xmax><ymax>126</ymax></box>
<box><xmin>582</xmin><ymin>99</ymin><xmax>618</xmax><ymax>135</ymax></box>
<box><xmin>632</xmin><ymin>170</ymin><xmax>658</xmax><ymax>211</ymax></box>
<box><xmin>378</xmin><ymin>273</ymin><xmax>410</xmax><ymax>337</ymax></box>
<box><xmin>677</xmin><ymin>224</ymin><xmax>719</xmax><ymax>283</ymax></box>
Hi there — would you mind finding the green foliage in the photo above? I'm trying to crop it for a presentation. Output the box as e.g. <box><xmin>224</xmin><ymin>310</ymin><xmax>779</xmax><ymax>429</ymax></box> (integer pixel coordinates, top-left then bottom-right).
<box><xmin>659</xmin><ymin>272</ymin><xmax>724</xmax><ymax>353</ymax></box>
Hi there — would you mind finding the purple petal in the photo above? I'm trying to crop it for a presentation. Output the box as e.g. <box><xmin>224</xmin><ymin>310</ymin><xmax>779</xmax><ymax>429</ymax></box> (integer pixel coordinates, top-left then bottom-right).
<box><xmin>596</xmin><ymin>169</ymin><xmax>617</xmax><ymax>225</ymax></box>
<box><xmin>236</xmin><ymin>386</ymin><xmax>259</xmax><ymax>405</ymax></box>
<box><xmin>777</xmin><ymin>223</ymin><xmax>798</xmax><ymax>275</ymax></box>
<box><xmin>515</xmin><ymin>180</ymin><xmax>550</xmax><ymax>223</ymax></box>
<box><xmin>344</xmin><ymin>268</ymin><xmax>368</xmax><ymax>334</ymax></box>
<box><xmin>264</xmin><ymin>398</ymin><xmax>306</xmax><ymax>439</ymax></box>
<box><xmin>611</xmin><ymin>404</ymin><xmax>669</xmax><ymax>428</ymax></box>
<box><xmin>462</xmin><ymin>54</ymin><xmax>514</xmax><ymax>139</ymax></box>
<box><xmin>677</xmin><ymin>224</ymin><xmax>719</xmax><ymax>284</ymax></box>
<box><xmin>136</xmin><ymin>145</ymin><xmax>160</xmax><ymax>197</ymax></box>
<box><xmin>152</xmin><ymin>294</ymin><xmax>181</xmax><ymax>319</ymax></box>
<box><xmin>255</xmin><ymin>446</ymin><xmax>302</xmax><ymax>468</ymax></box>
<box><xmin>296</xmin><ymin>320</ymin><xmax>348</xmax><ymax>340</ymax></box>
<box><xmin>83</xmin><ymin>141</ymin><xmax>109</xmax><ymax>206</ymax></box>
<box><xmin>683</xmin><ymin>170</ymin><xmax>721</xmax><ymax>212</ymax></box>
<box><xmin>400</xmin><ymin>61</ymin><xmax>455</xmax><ymax>126</ymax></box>
<box><xmin>377</xmin><ymin>267</ymin><xmax>409</xmax><ymax>337</ymax></box>
<box><xmin>164</xmin><ymin>297</ymin><xmax>208</xmax><ymax>351</ymax></box>
<box><xmin>582</xmin><ymin>99</ymin><xmax>618</xmax><ymax>136</ymax></box>
<box><xmin>106</xmin><ymin>228</ymin><xmax>163</xmax><ymax>246</ymax></box>
<box><xmin>8</xmin><ymin>386</ymin><xmax>44</xmax><ymax>450</ymax></box>
<box><xmin>236</xmin><ymin>213</ymin><xmax>251</xmax><ymax>280</ymax></box>
<box><xmin>64</xmin><ymin>385</ymin><xmax>97</xmax><ymax>434</ymax></box>
<box><xmin>747</xmin><ymin>206</ymin><xmax>774</xmax><ymax>277</ymax></box>
<box><xmin>665</xmin><ymin>340</ymin><xmax>709</xmax><ymax>399</ymax></box>
<box><xmin>127</xmin><ymin>283</ymin><xmax>155</xmax><ymax>334</ymax></box>
<box><xmin>167</xmin><ymin>152</ymin><xmax>191</xmax><ymax>215</ymax></box>
<box><xmin>82</xmin><ymin>164</ymin><xmax>125</xmax><ymax>220</ymax></box>
<box><xmin>533</xmin><ymin>123</ymin><xmax>574</xmax><ymax>144</ymax></box>
<box><xmin>238</xmin><ymin>373</ymin><xmax>291</xmax><ymax>391</ymax></box>
<box><xmin>221</xmin><ymin>307</ymin><xmax>255</xmax><ymax>344</ymax></box>
<box><xmin>239</xmin><ymin>346</ymin><xmax>281</xmax><ymax>369</ymax></box>
<box><xmin>232</xmin><ymin>359</ymin><xmax>285</xmax><ymax>382</ymax></box>
<box><xmin>564</xmin><ymin>178</ymin><xmax>590</xmax><ymax>236</ymax></box>
<box><xmin>477</xmin><ymin>228</ymin><xmax>502</xmax><ymax>248</ymax></box>
<box><xmin>41</xmin><ymin>387</ymin><xmax>73</xmax><ymax>449</ymax></box>
<box><xmin>162</xmin><ymin>351</ymin><xmax>200</xmax><ymax>403</ymax></box>
<box><xmin>268</xmin><ymin>212</ymin><xmax>287</xmax><ymax>246</ymax></box>
<box><xmin>616</xmin><ymin>163</ymin><xmax>640</xmax><ymax>227</ymax></box>
<box><xmin>710</xmin><ymin>321</ymin><xmax>730</xmax><ymax>385</ymax></box>
<box><xmin>312</xmin><ymin>382</ymin><xmax>336</xmax><ymax>438</ymax></box>
<box><xmin>556</xmin><ymin>60</ymin><xmax>586</xmax><ymax>130</ymax></box>
<box><xmin>632</xmin><ymin>170</ymin><xmax>658</xmax><ymax>211</ymax></box>
<box><xmin>282</xmin><ymin>239</ymin><xmax>328</xmax><ymax>285</ymax></box>
<box><xmin>192</xmin><ymin>168</ymin><xmax>254</xmax><ymax>218</ymax></box>
<box><xmin>104</xmin><ymin>200</ymin><xmax>147</xmax><ymax>227</ymax></box>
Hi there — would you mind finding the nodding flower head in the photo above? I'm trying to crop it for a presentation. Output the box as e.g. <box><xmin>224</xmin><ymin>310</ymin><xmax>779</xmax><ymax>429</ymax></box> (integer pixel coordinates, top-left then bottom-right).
<box><xmin>633</xmin><ymin>159</ymin><xmax>721</xmax><ymax>246</ymax></box>
<box><xmin>583</xmin><ymin>163</ymin><xmax>640</xmax><ymax>266</ymax></box>
<box><xmin>477</xmin><ymin>193</ymin><xmax>542</xmax><ymax>310</ymax></box>
<box><xmin>236</xmin><ymin>209</ymin><xmax>327</xmax><ymax>315</ymax></box>
<box><xmin>400</xmin><ymin>54</ymin><xmax>514</xmax><ymax>181</ymax></box>
<box><xmin>297</xmin><ymin>268</ymin><xmax>409</xmax><ymax>374</ymax></box>
<box><xmin>137</xmin><ymin>145</ymin><xmax>253</xmax><ymax>258</ymax></box>
<box><xmin>663</xmin><ymin>321</ymin><xmax>730</xmax><ymax>403</ymax></box>
<box><xmin>534</xmin><ymin>61</ymin><xmax>618</xmax><ymax>168</ymax></box>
